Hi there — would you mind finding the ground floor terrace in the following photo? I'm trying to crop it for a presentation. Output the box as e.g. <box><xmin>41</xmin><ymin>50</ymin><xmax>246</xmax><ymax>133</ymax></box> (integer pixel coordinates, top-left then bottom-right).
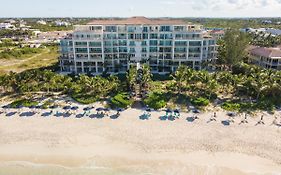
<box><xmin>59</xmin><ymin>58</ymin><xmax>211</xmax><ymax>75</ymax></box>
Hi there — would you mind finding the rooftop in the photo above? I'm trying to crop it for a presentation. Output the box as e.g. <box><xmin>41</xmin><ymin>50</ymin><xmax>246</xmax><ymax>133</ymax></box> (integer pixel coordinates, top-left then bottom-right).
<box><xmin>250</xmin><ymin>47</ymin><xmax>281</xmax><ymax>58</ymax></box>
<box><xmin>87</xmin><ymin>16</ymin><xmax>188</xmax><ymax>25</ymax></box>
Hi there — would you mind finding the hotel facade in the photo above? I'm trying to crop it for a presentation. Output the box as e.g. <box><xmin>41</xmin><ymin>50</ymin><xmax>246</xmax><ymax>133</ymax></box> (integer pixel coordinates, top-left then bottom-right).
<box><xmin>60</xmin><ymin>17</ymin><xmax>218</xmax><ymax>74</ymax></box>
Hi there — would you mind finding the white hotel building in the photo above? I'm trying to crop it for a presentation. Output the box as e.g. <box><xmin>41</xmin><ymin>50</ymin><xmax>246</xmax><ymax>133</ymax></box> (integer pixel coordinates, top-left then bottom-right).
<box><xmin>60</xmin><ymin>17</ymin><xmax>218</xmax><ymax>74</ymax></box>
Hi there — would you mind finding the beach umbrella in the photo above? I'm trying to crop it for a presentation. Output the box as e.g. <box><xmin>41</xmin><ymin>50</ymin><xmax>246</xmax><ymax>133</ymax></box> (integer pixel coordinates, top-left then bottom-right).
<box><xmin>63</xmin><ymin>106</ymin><xmax>71</xmax><ymax>110</ymax></box>
<box><xmin>83</xmin><ymin>106</ymin><xmax>93</xmax><ymax>111</ymax></box>
<box><xmin>165</xmin><ymin>109</ymin><xmax>172</xmax><ymax>113</ymax></box>
<box><xmin>192</xmin><ymin>109</ymin><xmax>200</xmax><ymax>113</ymax></box>
<box><xmin>29</xmin><ymin>106</ymin><xmax>36</xmax><ymax>109</ymax></box>
<box><xmin>104</xmin><ymin>108</ymin><xmax>110</xmax><ymax>112</ymax></box>
<box><xmin>71</xmin><ymin>106</ymin><xmax>79</xmax><ymax>110</ymax></box>
<box><xmin>116</xmin><ymin>108</ymin><xmax>123</xmax><ymax>112</ymax></box>
<box><xmin>49</xmin><ymin>105</ymin><xmax>58</xmax><ymax>109</ymax></box>
<box><xmin>96</xmin><ymin>107</ymin><xmax>104</xmax><ymax>112</ymax></box>
<box><xmin>227</xmin><ymin>112</ymin><xmax>236</xmax><ymax>117</ymax></box>
<box><xmin>174</xmin><ymin>109</ymin><xmax>180</xmax><ymax>113</ymax></box>
<box><xmin>2</xmin><ymin>105</ymin><xmax>9</xmax><ymax>109</ymax></box>
<box><xmin>146</xmin><ymin>108</ymin><xmax>151</xmax><ymax>112</ymax></box>
<box><xmin>35</xmin><ymin>105</ymin><xmax>42</xmax><ymax>109</ymax></box>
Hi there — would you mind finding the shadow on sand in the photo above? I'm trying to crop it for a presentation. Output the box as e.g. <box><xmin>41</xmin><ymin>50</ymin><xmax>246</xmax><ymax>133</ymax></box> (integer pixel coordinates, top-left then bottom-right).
<box><xmin>89</xmin><ymin>114</ymin><xmax>105</xmax><ymax>119</ymax></box>
<box><xmin>6</xmin><ymin>112</ymin><xmax>17</xmax><ymax>117</ymax></box>
<box><xmin>221</xmin><ymin>120</ymin><xmax>230</xmax><ymax>126</ymax></box>
<box><xmin>110</xmin><ymin>114</ymin><xmax>119</xmax><ymax>120</ymax></box>
<box><xmin>41</xmin><ymin>112</ymin><xmax>52</xmax><ymax>117</ymax></box>
<box><xmin>186</xmin><ymin>117</ymin><xmax>195</xmax><ymax>122</ymax></box>
<box><xmin>20</xmin><ymin>112</ymin><xmax>36</xmax><ymax>117</ymax></box>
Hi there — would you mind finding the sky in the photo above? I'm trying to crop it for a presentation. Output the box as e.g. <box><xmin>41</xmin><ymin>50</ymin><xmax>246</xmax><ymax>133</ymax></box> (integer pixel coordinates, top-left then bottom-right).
<box><xmin>1</xmin><ymin>0</ymin><xmax>281</xmax><ymax>18</ymax></box>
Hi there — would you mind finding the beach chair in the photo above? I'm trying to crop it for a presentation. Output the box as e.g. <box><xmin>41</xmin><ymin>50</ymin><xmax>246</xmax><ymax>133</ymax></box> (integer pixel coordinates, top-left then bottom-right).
<box><xmin>82</xmin><ymin>111</ymin><xmax>87</xmax><ymax>117</ymax></box>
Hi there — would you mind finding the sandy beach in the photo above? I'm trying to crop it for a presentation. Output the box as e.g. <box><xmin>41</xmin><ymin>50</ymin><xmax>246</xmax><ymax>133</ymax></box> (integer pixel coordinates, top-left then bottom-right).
<box><xmin>0</xmin><ymin>103</ymin><xmax>281</xmax><ymax>175</ymax></box>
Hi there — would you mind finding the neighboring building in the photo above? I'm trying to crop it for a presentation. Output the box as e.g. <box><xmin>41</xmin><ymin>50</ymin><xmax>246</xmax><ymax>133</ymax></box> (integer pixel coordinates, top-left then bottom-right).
<box><xmin>265</xmin><ymin>28</ymin><xmax>281</xmax><ymax>36</ymax></box>
<box><xmin>37</xmin><ymin>20</ymin><xmax>47</xmax><ymax>25</ymax></box>
<box><xmin>262</xmin><ymin>20</ymin><xmax>272</xmax><ymax>24</ymax></box>
<box><xmin>207</xmin><ymin>30</ymin><xmax>225</xmax><ymax>39</ymax></box>
<box><xmin>59</xmin><ymin>16</ymin><xmax>218</xmax><ymax>74</ymax></box>
<box><xmin>55</xmin><ymin>21</ymin><xmax>70</xmax><ymax>26</ymax></box>
<box><xmin>249</xmin><ymin>47</ymin><xmax>281</xmax><ymax>70</ymax></box>
<box><xmin>0</xmin><ymin>23</ymin><xmax>15</xmax><ymax>29</ymax></box>
<box><xmin>4</xmin><ymin>19</ymin><xmax>16</xmax><ymax>24</ymax></box>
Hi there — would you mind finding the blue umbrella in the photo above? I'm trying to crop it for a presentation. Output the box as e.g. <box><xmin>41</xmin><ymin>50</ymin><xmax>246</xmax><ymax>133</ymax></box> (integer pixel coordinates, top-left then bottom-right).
<box><xmin>35</xmin><ymin>105</ymin><xmax>42</xmax><ymax>109</ymax></box>
<box><xmin>71</xmin><ymin>106</ymin><xmax>79</xmax><ymax>110</ymax></box>
<box><xmin>193</xmin><ymin>109</ymin><xmax>200</xmax><ymax>113</ymax></box>
<box><xmin>83</xmin><ymin>107</ymin><xmax>93</xmax><ymax>111</ymax></box>
<box><xmin>49</xmin><ymin>105</ymin><xmax>58</xmax><ymax>109</ymax></box>
<box><xmin>117</xmin><ymin>108</ymin><xmax>123</xmax><ymax>112</ymax></box>
<box><xmin>104</xmin><ymin>108</ymin><xmax>110</xmax><ymax>112</ymax></box>
<box><xmin>227</xmin><ymin>112</ymin><xmax>236</xmax><ymax>117</ymax></box>
<box><xmin>15</xmin><ymin>105</ymin><xmax>24</xmax><ymax>109</ymax></box>
<box><xmin>2</xmin><ymin>105</ymin><xmax>9</xmax><ymax>109</ymax></box>
<box><xmin>63</xmin><ymin>106</ymin><xmax>71</xmax><ymax>110</ymax></box>
<box><xmin>96</xmin><ymin>107</ymin><xmax>104</xmax><ymax>112</ymax></box>
<box><xmin>146</xmin><ymin>108</ymin><xmax>151</xmax><ymax>112</ymax></box>
<box><xmin>165</xmin><ymin>109</ymin><xmax>172</xmax><ymax>113</ymax></box>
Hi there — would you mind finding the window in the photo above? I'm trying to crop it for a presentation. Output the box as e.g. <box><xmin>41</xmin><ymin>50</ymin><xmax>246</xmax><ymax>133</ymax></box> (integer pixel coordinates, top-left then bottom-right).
<box><xmin>75</xmin><ymin>42</ymin><xmax>87</xmax><ymax>46</ymax></box>
<box><xmin>127</xmin><ymin>26</ymin><xmax>135</xmax><ymax>32</ymax></box>
<box><xmin>129</xmin><ymin>48</ymin><xmax>135</xmax><ymax>53</ymax></box>
<box><xmin>175</xmin><ymin>41</ymin><xmax>187</xmax><ymax>46</ymax></box>
<box><xmin>135</xmin><ymin>34</ymin><xmax>142</xmax><ymax>39</ymax></box>
<box><xmin>143</xmin><ymin>27</ymin><xmax>148</xmax><ymax>32</ymax></box>
<box><xmin>89</xmin><ymin>48</ymin><xmax>102</xmax><ymax>53</ymax></box>
<box><xmin>129</xmin><ymin>41</ymin><xmax>135</xmax><ymax>46</ymax></box>
<box><xmin>142</xmin><ymin>48</ymin><xmax>147</xmax><ymax>52</ymax></box>
<box><xmin>141</xmin><ymin>41</ymin><xmax>147</xmax><ymax>46</ymax></box>
<box><xmin>89</xmin><ymin>42</ymin><xmax>101</xmax><ymax>47</ymax></box>
<box><xmin>160</xmin><ymin>26</ymin><xmax>171</xmax><ymax>32</ymax></box>
<box><xmin>75</xmin><ymin>48</ymin><xmax>88</xmax><ymax>53</ymax></box>
<box><xmin>143</xmin><ymin>33</ymin><xmax>148</xmax><ymax>39</ymax></box>
<box><xmin>150</xmin><ymin>33</ymin><xmax>158</xmax><ymax>39</ymax></box>
<box><xmin>105</xmin><ymin>26</ymin><xmax>117</xmax><ymax>32</ymax></box>
<box><xmin>149</xmin><ymin>40</ymin><xmax>158</xmax><ymax>46</ymax></box>
<box><xmin>149</xmin><ymin>47</ymin><xmax>158</xmax><ymax>52</ymax></box>
<box><xmin>174</xmin><ymin>26</ymin><xmax>184</xmax><ymax>31</ymax></box>
<box><xmin>128</xmin><ymin>34</ymin><xmax>134</xmax><ymax>39</ymax></box>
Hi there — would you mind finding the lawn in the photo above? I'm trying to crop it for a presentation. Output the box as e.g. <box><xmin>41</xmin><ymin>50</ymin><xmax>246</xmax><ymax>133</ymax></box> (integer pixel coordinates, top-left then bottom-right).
<box><xmin>0</xmin><ymin>46</ymin><xmax>59</xmax><ymax>75</ymax></box>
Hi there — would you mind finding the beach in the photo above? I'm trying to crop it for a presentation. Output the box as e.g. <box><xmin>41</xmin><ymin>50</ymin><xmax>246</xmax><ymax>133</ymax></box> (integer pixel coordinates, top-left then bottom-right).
<box><xmin>0</xmin><ymin>105</ymin><xmax>281</xmax><ymax>175</ymax></box>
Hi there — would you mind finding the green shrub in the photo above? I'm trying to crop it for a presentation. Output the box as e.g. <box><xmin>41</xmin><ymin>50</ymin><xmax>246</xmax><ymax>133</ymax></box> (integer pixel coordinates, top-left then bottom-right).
<box><xmin>42</xmin><ymin>101</ymin><xmax>52</xmax><ymax>109</ymax></box>
<box><xmin>221</xmin><ymin>102</ymin><xmax>240</xmax><ymax>111</ymax></box>
<box><xmin>10</xmin><ymin>99</ymin><xmax>39</xmax><ymax>108</ymax></box>
<box><xmin>72</xmin><ymin>93</ymin><xmax>98</xmax><ymax>104</ymax></box>
<box><xmin>144</xmin><ymin>92</ymin><xmax>167</xmax><ymax>110</ymax></box>
<box><xmin>191</xmin><ymin>97</ymin><xmax>210</xmax><ymax>107</ymax></box>
<box><xmin>110</xmin><ymin>93</ymin><xmax>132</xmax><ymax>108</ymax></box>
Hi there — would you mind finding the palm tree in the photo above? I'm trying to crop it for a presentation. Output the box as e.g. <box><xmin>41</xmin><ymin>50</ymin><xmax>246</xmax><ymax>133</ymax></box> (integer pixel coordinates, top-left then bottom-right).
<box><xmin>126</xmin><ymin>66</ymin><xmax>137</xmax><ymax>91</ymax></box>
<box><xmin>172</xmin><ymin>65</ymin><xmax>188</xmax><ymax>94</ymax></box>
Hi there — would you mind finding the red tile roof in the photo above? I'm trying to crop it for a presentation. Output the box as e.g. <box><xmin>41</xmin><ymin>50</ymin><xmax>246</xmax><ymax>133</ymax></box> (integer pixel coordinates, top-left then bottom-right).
<box><xmin>87</xmin><ymin>16</ymin><xmax>188</xmax><ymax>25</ymax></box>
<box><xmin>250</xmin><ymin>47</ymin><xmax>281</xmax><ymax>58</ymax></box>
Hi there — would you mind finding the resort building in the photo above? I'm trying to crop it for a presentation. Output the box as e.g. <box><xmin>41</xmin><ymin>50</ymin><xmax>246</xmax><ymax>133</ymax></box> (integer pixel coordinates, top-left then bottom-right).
<box><xmin>249</xmin><ymin>47</ymin><xmax>281</xmax><ymax>70</ymax></box>
<box><xmin>60</xmin><ymin>17</ymin><xmax>218</xmax><ymax>74</ymax></box>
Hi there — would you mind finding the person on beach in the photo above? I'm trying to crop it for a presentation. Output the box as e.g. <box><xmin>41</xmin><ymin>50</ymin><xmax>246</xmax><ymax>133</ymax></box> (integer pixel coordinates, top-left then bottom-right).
<box><xmin>244</xmin><ymin>113</ymin><xmax>248</xmax><ymax>123</ymax></box>
<box><xmin>210</xmin><ymin>112</ymin><xmax>216</xmax><ymax>121</ymax></box>
<box><xmin>272</xmin><ymin>116</ymin><xmax>278</xmax><ymax>126</ymax></box>
<box><xmin>229</xmin><ymin>115</ymin><xmax>235</xmax><ymax>123</ymax></box>
<box><xmin>257</xmin><ymin>115</ymin><xmax>265</xmax><ymax>125</ymax></box>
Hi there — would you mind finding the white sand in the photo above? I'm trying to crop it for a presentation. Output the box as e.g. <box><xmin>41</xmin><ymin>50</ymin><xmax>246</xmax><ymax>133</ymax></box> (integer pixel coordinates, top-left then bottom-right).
<box><xmin>0</xmin><ymin>105</ymin><xmax>281</xmax><ymax>175</ymax></box>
